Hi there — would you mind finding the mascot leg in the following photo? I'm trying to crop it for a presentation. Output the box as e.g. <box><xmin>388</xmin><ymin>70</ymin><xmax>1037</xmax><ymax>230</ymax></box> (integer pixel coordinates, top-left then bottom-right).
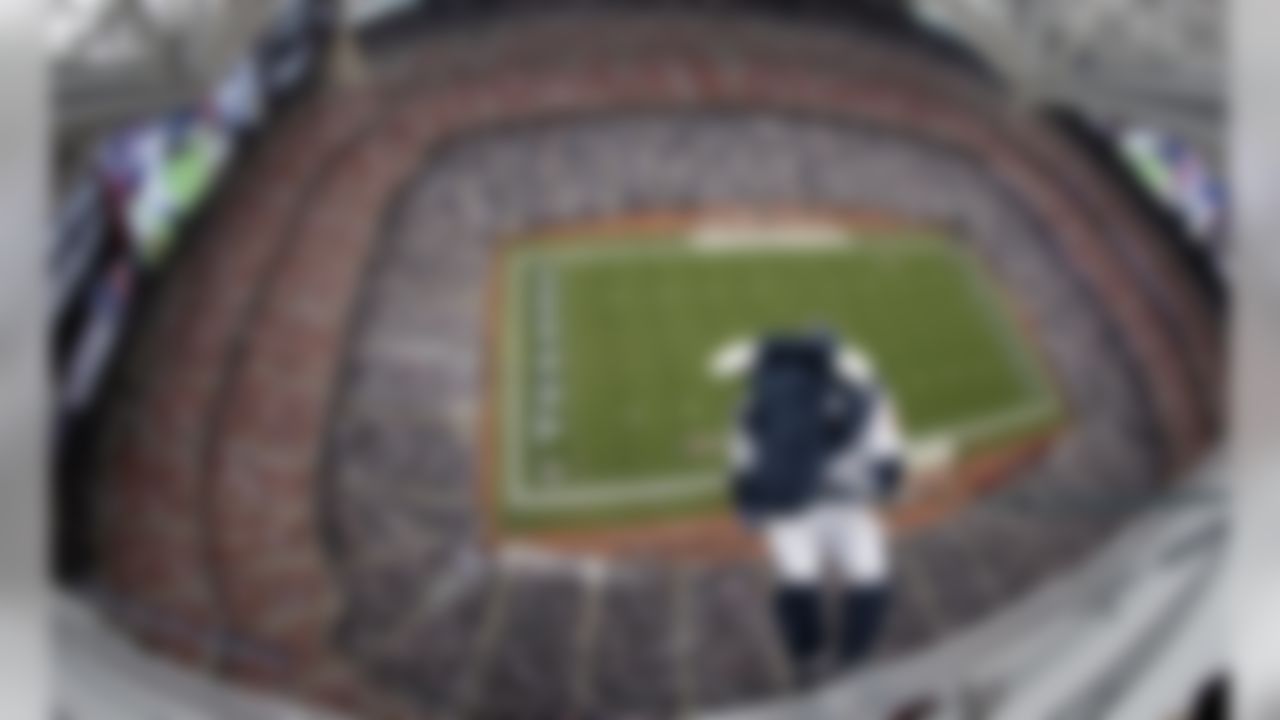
<box><xmin>837</xmin><ymin>585</ymin><xmax>890</xmax><ymax>666</ymax></box>
<box><xmin>763</xmin><ymin>512</ymin><xmax>826</xmax><ymax>685</ymax></box>
<box><xmin>828</xmin><ymin>505</ymin><xmax>892</xmax><ymax>668</ymax></box>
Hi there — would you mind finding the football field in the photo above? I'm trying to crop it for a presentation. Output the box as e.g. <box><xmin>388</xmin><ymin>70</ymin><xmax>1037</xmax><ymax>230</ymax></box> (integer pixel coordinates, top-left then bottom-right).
<box><xmin>497</xmin><ymin>227</ymin><xmax>1060</xmax><ymax>529</ymax></box>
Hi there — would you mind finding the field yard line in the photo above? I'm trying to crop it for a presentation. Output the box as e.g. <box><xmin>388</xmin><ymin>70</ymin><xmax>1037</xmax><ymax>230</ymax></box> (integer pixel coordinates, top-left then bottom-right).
<box><xmin>958</xmin><ymin>252</ymin><xmax>1052</xmax><ymax>403</ymax></box>
<box><xmin>931</xmin><ymin>395</ymin><xmax>1058</xmax><ymax>447</ymax></box>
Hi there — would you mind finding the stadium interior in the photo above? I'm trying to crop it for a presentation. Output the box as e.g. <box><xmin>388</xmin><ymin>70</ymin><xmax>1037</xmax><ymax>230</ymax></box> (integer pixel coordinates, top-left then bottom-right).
<box><xmin>49</xmin><ymin>1</ymin><xmax>1226</xmax><ymax>719</ymax></box>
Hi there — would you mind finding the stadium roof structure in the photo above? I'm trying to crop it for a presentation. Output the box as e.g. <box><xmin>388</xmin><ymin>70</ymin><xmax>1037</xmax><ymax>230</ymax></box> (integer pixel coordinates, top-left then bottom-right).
<box><xmin>909</xmin><ymin>0</ymin><xmax>1223</xmax><ymax>159</ymax></box>
<box><xmin>48</xmin><ymin>0</ymin><xmax>291</xmax><ymax>190</ymax></box>
<box><xmin>47</xmin><ymin>0</ymin><xmax>1225</xmax><ymax>174</ymax></box>
<box><xmin>50</xmin><ymin>0</ymin><xmax>287</xmax><ymax>132</ymax></box>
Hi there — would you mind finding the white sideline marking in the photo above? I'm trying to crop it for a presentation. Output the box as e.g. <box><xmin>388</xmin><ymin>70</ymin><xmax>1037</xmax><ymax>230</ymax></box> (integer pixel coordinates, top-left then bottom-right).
<box><xmin>958</xmin><ymin>253</ymin><xmax>1052</xmax><ymax>402</ymax></box>
<box><xmin>506</xmin><ymin>395</ymin><xmax>1057</xmax><ymax>510</ymax></box>
<box><xmin>938</xmin><ymin>396</ymin><xmax>1057</xmax><ymax>447</ymax></box>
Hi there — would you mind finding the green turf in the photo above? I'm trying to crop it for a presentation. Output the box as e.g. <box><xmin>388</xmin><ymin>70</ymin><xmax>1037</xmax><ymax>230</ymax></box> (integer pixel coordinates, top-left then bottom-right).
<box><xmin>499</xmin><ymin>231</ymin><xmax>1059</xmax><ymax>529</ymax></box>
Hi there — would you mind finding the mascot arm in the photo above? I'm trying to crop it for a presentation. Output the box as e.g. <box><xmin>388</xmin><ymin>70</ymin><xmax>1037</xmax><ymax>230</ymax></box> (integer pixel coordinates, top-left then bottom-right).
<box><xmin>866</xmin><ymin>393</ymin><xmax>906</xmax><ymax>502</ymax></box>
